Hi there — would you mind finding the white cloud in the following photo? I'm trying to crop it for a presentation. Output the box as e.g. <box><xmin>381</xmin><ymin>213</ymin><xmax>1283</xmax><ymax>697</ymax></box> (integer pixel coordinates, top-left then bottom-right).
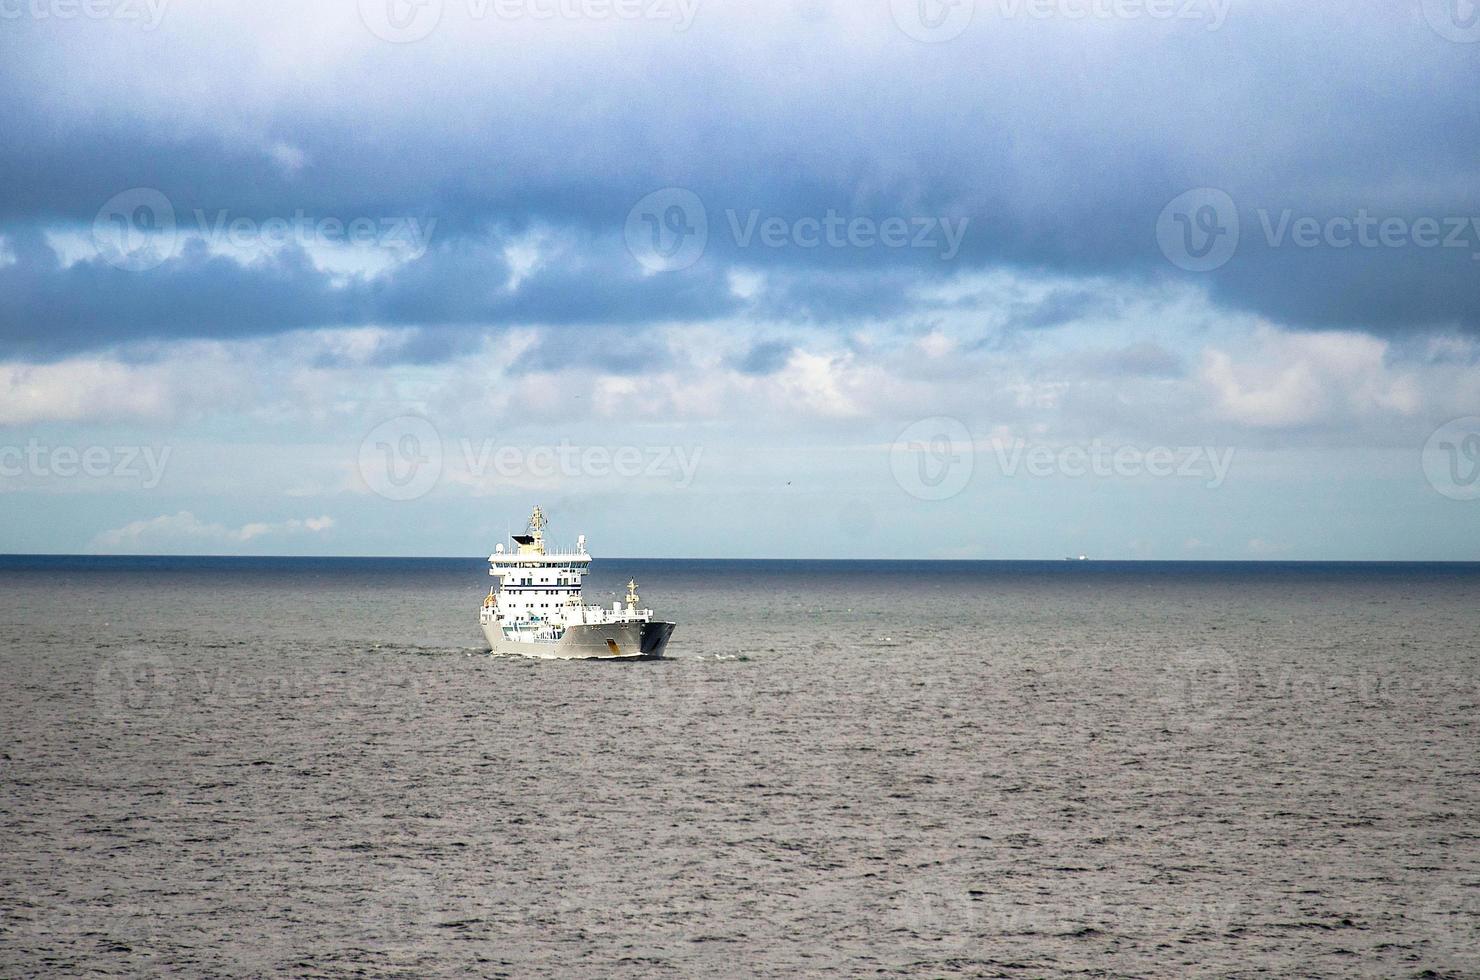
<box><xmin>0</xmin><ymin>359</ymin><xmax>173</xmax><ymax>426</ymax></box>
<box><xmin>91</xmin><ymin>511</ymin><xmax>334</xmax><ymax>552</ymax></box>
<box><xmin>727</xmin><ymin>269</ymin><xmax>764</xmax><ymax>300</ymax></box>
<box><xmin>268</xmin><ymin>141</ymin><xmax>307</xmax><ymax>175</ymax></box>
<box><xmin>6</xmin><ymin>291</ymin><xmax>1478</xmax><ymax>477</ymax></box>
<box><xmin>917</xmin><ymin>330</ymin><xmax>955</xmax><ymax>359</ymax></box>
<box><xmin>1199</xmin><ymin>328</ymin><xmax>1421</xmax><ymax>429</ymax></box>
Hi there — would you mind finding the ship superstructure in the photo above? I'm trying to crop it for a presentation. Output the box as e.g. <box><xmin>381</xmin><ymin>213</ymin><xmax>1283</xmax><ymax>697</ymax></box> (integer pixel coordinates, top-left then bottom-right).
<box><xmin>478</xmin><ymin>506</ymin><xmax>675</xmax><ymax>659</ymax></box>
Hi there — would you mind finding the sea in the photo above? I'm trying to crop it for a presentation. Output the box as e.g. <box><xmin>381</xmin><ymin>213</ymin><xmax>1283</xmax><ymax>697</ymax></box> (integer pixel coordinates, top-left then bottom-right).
<box><xmin>1</xmin><ymin>556</ymin><xmax>1477</xmax><ymax>977</ymax></box>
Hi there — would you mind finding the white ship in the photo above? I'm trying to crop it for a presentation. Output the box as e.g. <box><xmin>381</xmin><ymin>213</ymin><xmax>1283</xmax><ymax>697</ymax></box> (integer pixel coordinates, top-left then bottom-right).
<box><xmin>478</xmin><ymin>506</ymin><xmax>676</xmax><ymax>659</ymax></box>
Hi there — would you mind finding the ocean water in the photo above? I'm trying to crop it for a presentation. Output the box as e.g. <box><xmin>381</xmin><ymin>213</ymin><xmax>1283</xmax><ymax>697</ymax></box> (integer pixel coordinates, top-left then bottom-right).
<box><xmin>1</xmin><ymin>557</ymin><xmax>1478</xmax><ymax>977</ymax></box>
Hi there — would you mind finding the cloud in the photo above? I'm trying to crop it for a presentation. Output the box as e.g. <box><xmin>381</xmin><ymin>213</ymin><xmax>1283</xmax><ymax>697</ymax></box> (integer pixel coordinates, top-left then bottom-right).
<box><xmin>1069</xmin><ymin>341</ymin><xmax>1185</xmax><ymax>379</ymax></box>
<box><xmin>732</xmin><ymin>340</ymin><xmax>794</xmax><ymax>376</ymax></box>
<box><xmin>0</xmin><ymin>227</ymin><xmax>742</xmax><ymax>358</ymax></box>
<box><xmin>90</xmin><ymin>511</ymin><xmax>334</xmax><ymax>552</ymax></box>
<box><xmin>0</xmin><ymin>337</ymin><xmax>269</xmax><ymax>426</ymax></box>
<box><xmin>1199</xmin><ymin>328</ymin><xmax>1421</xmax><ymax>429</ymax></box>
<box><xmin>0</xmin><ymin>0</ymin><xmax>1475</xmax><ymax>360</ymax></box>
<box><xmin>5</xmin><ymin>297</ymin><xmax>1474</xmax><ymax>452</ymax></box>
<box><xmin>0</xmin><ymin>357</ymin><xmax>173</xmax><ymax>425</ymax></box>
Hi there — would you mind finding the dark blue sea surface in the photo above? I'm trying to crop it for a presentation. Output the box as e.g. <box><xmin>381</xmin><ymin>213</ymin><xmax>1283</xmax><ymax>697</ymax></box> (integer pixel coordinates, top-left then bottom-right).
<box><xmin>2</xmin><ymin>557</ymin><xmax>1478</xmax><ymax>976</ymax></box>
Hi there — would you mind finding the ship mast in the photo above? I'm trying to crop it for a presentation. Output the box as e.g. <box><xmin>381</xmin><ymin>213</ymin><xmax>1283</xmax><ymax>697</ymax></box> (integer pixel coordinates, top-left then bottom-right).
<box><xmin>528</xmin><ymin>505</ymin><xmax>546</xmax><ymax>555</ymax></box>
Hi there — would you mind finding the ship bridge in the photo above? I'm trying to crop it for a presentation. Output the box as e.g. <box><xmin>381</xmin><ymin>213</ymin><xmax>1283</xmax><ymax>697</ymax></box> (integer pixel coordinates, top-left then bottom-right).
<box><xmin>483</xmin><ymin>506</ymin><xmax>649</xmax><ymax>627</ymax></box>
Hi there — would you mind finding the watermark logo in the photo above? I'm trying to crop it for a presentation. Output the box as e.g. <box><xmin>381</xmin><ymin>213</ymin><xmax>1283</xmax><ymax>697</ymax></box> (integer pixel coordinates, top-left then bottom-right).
<box><xmin>93</xmin><ymin>187</ymin><xmax>177</xmax><ymax>272</ymax></box>
<box><xmin>625</xmin><ymin>187</ymin><xmax>708</xmax><ymax>272</ymax></box>
<box><xmin>626</xmin><ymin>658</ymin><xmax>711</xmax><ymax>743</ymax></box>
<box><xmin>890</xmin><ymin>416</ymin><xmax>974</xmax><ymax>501</ymax></box>
<box><xmin>359</xmin><ymin>415</ymin><xmax>444</xmax><ymax>501</ymax></box>
<box><xmin>899</xmin><ymin>877</ymin><xmax>978</xmax><ymax>946</ymax></box>
<box><xmin>1156</xmin><ymin>187</ymin><xmax>1239</xmax><ymax>272</ymax></box>
<box><xmin>1423</xmin><ymin>417</ymin><xmax>1480</xmax><ymax>501</ymax></box>
<box><xmin>94</xmin><ymin>648</ymin><xmax>179</xmax><ymax>719</ymax></box>
<box><xmin>890</xmin><ymin>0</ymin><xmax>974</xmax><ymax>42</ymax></box>
<box><xmin>363</xmin><ymin>867</ymin><xmax>450</xmax><ymax>945</ymax></box>
<box><xmin>358</xmin><ymin>0</ymin><xmax>444</xmax><ymax>41</ymax></box>
<box><xmin>1152</xmin><ymin>646</ymin><xmax>1239</xmax><ymax>731</ymax></box>
<box><xmin>1423</xmin><ymin>0</ymin><xmax>1480</xmax><ymax>43</ymax></box>
<box><xmin>1418</xmin><ymin>880</ymin><xmax>1480</xmax><ymax>969</ymax></box>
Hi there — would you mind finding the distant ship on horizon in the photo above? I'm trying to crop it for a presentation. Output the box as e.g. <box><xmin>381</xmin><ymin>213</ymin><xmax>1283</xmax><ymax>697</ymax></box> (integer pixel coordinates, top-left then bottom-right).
<box><xmin>478</xmin><ymin>506</ymin><xmax>675</xmax><ymax>660</ymax></box>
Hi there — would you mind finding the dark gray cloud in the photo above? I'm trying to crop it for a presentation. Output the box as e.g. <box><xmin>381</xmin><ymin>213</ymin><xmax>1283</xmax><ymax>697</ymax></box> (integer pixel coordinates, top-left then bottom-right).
<box><xmin>1072</xmin><ymin>342</ymin><xmax>1185</xmax><ymax>379</ymax></box>
<box><xmin>1006</xmin><ymin>288</ymin><xmax>1124</xmax><ymax>331</ymax></box>
<box><xmin>0</xmin><ymin>228</ymin><xmax>738</xmax><ymax>359</ymax></box>
<box><xmin>0</xmin><ymin>0</ymin><xmax>1476</xmax><ymax>359</ymax></box>
<box><xmin>733</xmin><ymin>341</ymin><xmax>794</xmax><ymax>376</ymax></box>
<box><xmin>508</xmin><ymin>329</ymin><xmax>675</xmax><ymax>376</ymax></box>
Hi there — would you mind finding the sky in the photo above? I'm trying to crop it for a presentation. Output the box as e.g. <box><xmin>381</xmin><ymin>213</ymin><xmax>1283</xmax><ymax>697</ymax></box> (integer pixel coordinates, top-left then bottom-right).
<box><xmin>1</xmin><ymin>0</ymin><xmax>1478</xmax><ymax>559</ymax></box>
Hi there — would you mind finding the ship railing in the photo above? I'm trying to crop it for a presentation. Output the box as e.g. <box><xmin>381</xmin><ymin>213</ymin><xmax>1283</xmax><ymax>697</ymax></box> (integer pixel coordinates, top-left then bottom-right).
<box><xmin>488</xmin><ymin>549</ymin><xmax>593</xmax><ymax>563</ymax></box>
<box><xmin>570</xmin><ymin>605</ymin><xmax>654</xmax><ymax>623</ymax></box>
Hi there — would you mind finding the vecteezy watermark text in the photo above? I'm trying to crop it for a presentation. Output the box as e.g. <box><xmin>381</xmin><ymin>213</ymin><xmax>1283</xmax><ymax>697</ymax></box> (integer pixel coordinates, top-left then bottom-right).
<box><xmin>995</xmin><ymin>0</ymin><xmax>1230</xmax><ymax>29</ymax></box>
<box><xmin>94</xmin><ymin>647</ymin><xmax>422</xmax><ymax>719</ymax></box>
<box><xmin>0</xmin><ymin>440</ymin><xmax>170</xmax><ymax>488</ymax></box>
<box><xmin>357</xmin><ymin>416</ymin><xmax>703</xmax><ymax>501</ymax></box>
<box><xmin>466</xmin><ymin>0</ymin><xmax>699</xmax><ymax>27</ymax></box>
<box><xmin>888</xmin><ymin>419</ymin><xmax>1236</xmax><ymax>500</ymax></box>
<box><xmin>1257</xmin><ymin>209</ymin><xmax>1480</xmax><ymax>256</ymax></box>
<box><xmin>1154</xmin><ymin>648</ymin><xmax>1480</xmax><ymax>732</ymax></box>
<box><xmin>357</xmin><ymin>0</ymin><xmax>699</xmax><ymax>43</ymax></box>
<box><xmin>625</xmin><ymin>187</ymin><xmax>971</xmax><ymax>272</ymax></box>
<box><xmin>190</xmin><ymin>209</ymin><xmax>436</xmax><ymax>255</ymax></box>
<box><xmin>458</xmin><ymin>438</ymin><xmax>703</xmax><ymax>487</ymax></box>
<box><xmin>991</xmin><ymin>438</ymin><xmax>1235</xmax><ymax>488</ymax></box>
<box><xmin>1157</xmin><ymin>187</ymin><xmax>1480</xmax><ymax>272</ymax></box>
<box><xmin>889</xmin><ymin>0</ymin><xmax>1230</xmax><ymax>42</ymax></box>
<box><xmin>0</xmin><ymin>0</ymin><xmax>168</xmax><ymax>28</ymax></box>
<box><xmin>726</xmin><ymin>209</ymin><xmax>969</xmax><ymax>259</ymax></box>
<box><xmin>92</xmin><ymin>188</ymin><xmax>437</xmax><ymax>272</ymax></box>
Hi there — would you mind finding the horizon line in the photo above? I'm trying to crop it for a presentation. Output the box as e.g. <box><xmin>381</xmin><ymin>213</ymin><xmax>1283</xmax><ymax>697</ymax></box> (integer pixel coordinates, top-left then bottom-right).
<box><xmin>3</xmin><ymin>553</ymin><xmax>1479</xmax><ymax>564</ymax></box>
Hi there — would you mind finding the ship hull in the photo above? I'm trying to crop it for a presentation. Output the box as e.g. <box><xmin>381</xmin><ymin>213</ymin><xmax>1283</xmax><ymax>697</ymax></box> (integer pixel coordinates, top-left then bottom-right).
<box><xmin>482</xmin><ymin>619</ymin><xmax>675</xmax><ymax>660</ymax></box>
